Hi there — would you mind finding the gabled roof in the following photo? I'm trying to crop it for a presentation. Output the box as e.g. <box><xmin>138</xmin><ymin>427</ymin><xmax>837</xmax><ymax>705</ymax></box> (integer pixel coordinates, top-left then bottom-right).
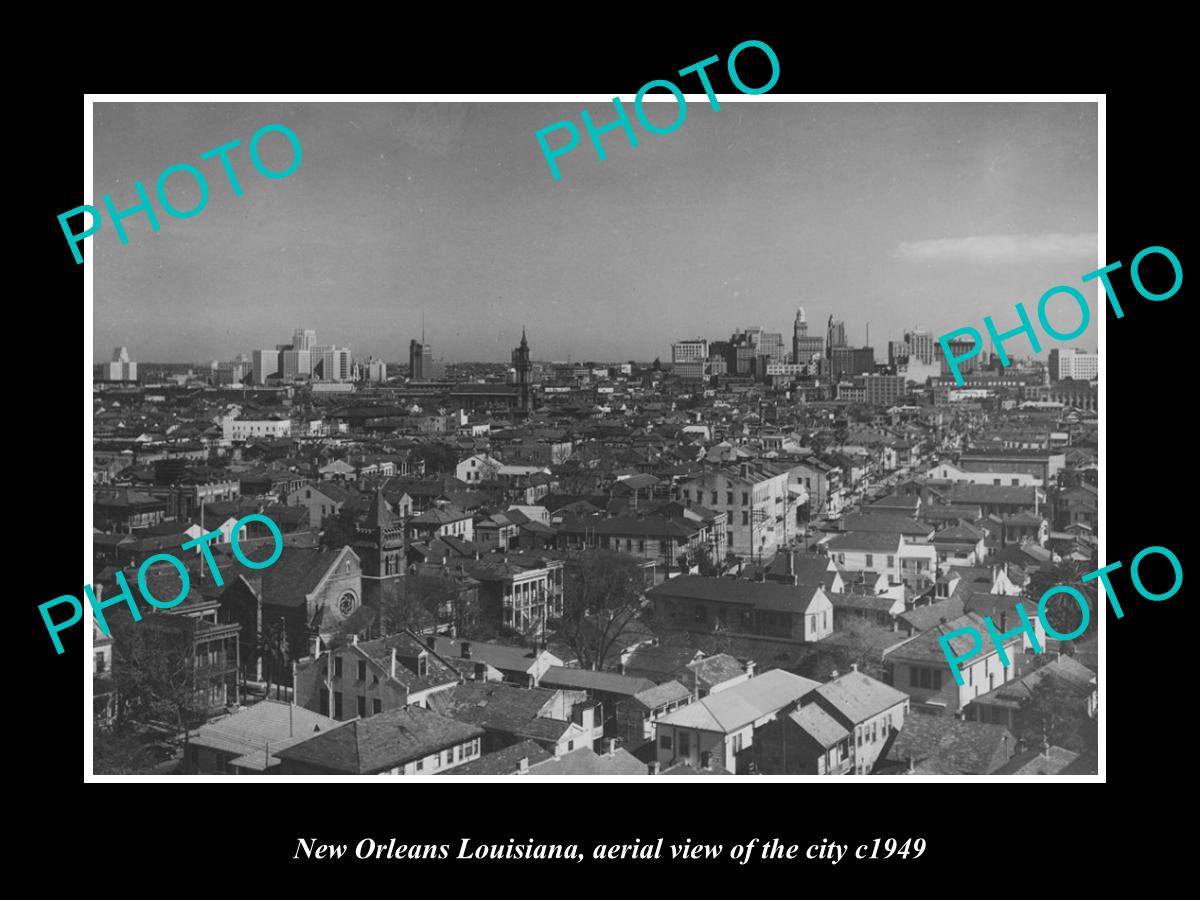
<box><xmin>826</xmin><ymin>532</ymin><xmax>904</xmax><ymax>553</ymax></box>
<box><xmin>649</xmin><ymin>575</ymin><xmax>826</xmax><ymax>614</ymax></box>
<box><xmin>261</xmin><ymin>547</ymin><xmax>355</xmax><ymax>608</ymax></box>
<box><xmin>654</xmin><ymin>669</ymin><xmax>819</xmax><ymax>734</ymax></box>
<box><xmin>428</xmin><ymin>636</ymin><xmax>544</xmax><ymax>675</ymax></box>
<box><xmin>540</xmin><ymin>667</ymin><xmax>654</xmax><ymax>696</ymax></box>
<box><xmin>633</xmin><ymin>680</ymin><xmax>692</xmax><ymax>709</ymax></box>
<box><xmin>887</xmin><ymin>715</ymin><xmax>1014</xmax><ymax>775</ymax></box>
<box><xmin>274</xmin><ymin>705</ymin><xmax>484</xmax><ymax>773</ymax></box>
<box><xmin>811</xmin><ymin>670</ymin><xmax>909</xmax><ymax>725</ymax></box>
<box><xmin>788</xmin><ymin>703</ymin><xmax>850</xmax><ymax>748</ymax></box>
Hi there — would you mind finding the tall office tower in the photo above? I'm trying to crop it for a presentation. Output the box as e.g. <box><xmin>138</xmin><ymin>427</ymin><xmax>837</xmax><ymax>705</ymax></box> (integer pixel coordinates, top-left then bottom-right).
<box><xmin>758</xmin><ymin>331</ymin><xmax>786</xmax><ymax>362</ymax></box>
<box><xmin>409</xmin><ymin>339</ymin><xmax>432</xmax><ymax>380</ymax></box>
<box><xmin>905</xmin><ymin>328</ymin><xmax>936</xmax><ymax>365</ymax></box>
<box><xmin>829</xmin><ymin>346</ymin><xmax>875</xmax><ymax>379</ymax></box>
<box><xmin>792</xmin><ymin>307</ymin><xmax>825</xmax><ymax>363</ymax></box>
<box><xmin>292</xmin><ymin>329</ymin><xmax>317</xmax><ymax>352</ymax></box>
<box><xmin>936</xmin><ymin>337</ymin><xmax>981</xmax><ymax>378</ymax></box>
<box><xmin>364</xmin><ymin>358</ymin><xmax>387</xmax><ymax>383</ymax></box>
<box><xmin>888</xmin><ymin>340</ymin><xmax>910</xmax><ymax>368</ymax></box>
<box><xmin>512</xmin><ymin>328</ymin><xmax>533</xmax><ymax>413</ymax></box>
<box><xmin>252</xmin><ymin>349</ymin><xmax>280</xmax><ymax>384</ymax></box>
<box><xmin>314</xmin><ymin>347</ymin><xmax>353</xmax><ymax>381</ymax></box>
<box><xmin>107</xmin><ymin>347</ymin><xmax>137</xmax><ymax>381</ymax></box>
<box><xmin>1049</xmin><ymin>347</ymin><xmax>1099</xmax><ymax>382</ymax></box>
<box><xmin>281</xmin><ymin>349</ymin><xmax>313</xmax><ymax>380</ymax></box>
<box><xmin>826</xmin><ymin>316</ymin><xmax>847</xmax><ymax>356</ymax></box>
<box><xmin>672</xmin><ymin>339</ymin><xmax>709</xmax><ymax>364</ymax></box>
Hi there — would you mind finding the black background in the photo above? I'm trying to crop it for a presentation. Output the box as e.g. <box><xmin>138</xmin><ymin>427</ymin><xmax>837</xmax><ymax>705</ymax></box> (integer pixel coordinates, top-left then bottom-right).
<box><xmin>24</xmin><ymin>23</ymin><xmax>1188</xmax><ymax>884</ymax></box>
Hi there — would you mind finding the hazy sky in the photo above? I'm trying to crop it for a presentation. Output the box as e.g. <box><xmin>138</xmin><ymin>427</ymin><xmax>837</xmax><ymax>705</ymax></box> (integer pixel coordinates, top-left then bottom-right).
<box><xmin>93</xmin><ymin>100</ymin><xmax>1098</xmax><ymax>364</ymax></box>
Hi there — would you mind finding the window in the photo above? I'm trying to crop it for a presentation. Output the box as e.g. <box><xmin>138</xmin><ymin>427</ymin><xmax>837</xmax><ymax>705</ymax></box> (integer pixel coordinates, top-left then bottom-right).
<box><xmin>679</xmin><ymin>732</ymin><xmax>691</xmax><ymax>756</ymax></box>
<box><xmin>910</xmin><ymin>667</ymin><xmax>920</xmax><ymax>687</ymax></box>
<box><xmin>357</xmin><ymin>661</ymin><xmax>367</xmax><ymax>682</ymax></box>
<box><xmin>742</xmin><ymin>511</ymin><xmax>749</xmax><ymax>526</ymax></box>
<box><xmin>732</xmin><ymin>733</ymin><xmax>743</xmax><ymax>753</ymax></box>
<box><xmin>357</xmin><ymin>696</ymin><xmax>367</xmax><ymax>718</ymax></box>
<box><xmin>742</xmin><ymin>492</ymin><xmax>749</xmax><ymax>505</ymax></box>
<box><xmin>568</xmin><ymin>740</ymin><xmax>575</xmax><ymax>751</ymax></box>
<box><xmin>416</xmin><ymin>759</ymin><xmax>423</xmax><ymax>772</ymax></box>
<box><xmin>993</xmin><ymin>478</ymin><xmax>1001</xmax><ymax>486</ymax></box>
<box><xmin>887</xmin><ymin>555</ymin><xmax>894</xmax><ymax>569</ymax></box>
<box><xmin>445</xmin><ymin>750</ymin><xmax>453</xmax><ymax>766</ymax></box>
<box><xmin>417</xmin><ymin>656</ymin><xmax>428</xmax><ymax>678</ymax></box>
<box><xmin>711</xmin><ymin>491</ymin><xmax>718</xmax><ymax>505</ymax></box>
<box><xmin>660</xmin><ymin>735</ymin><xmax>672</xmax><ymax>750</ymax></box>
<box><xmin>95</xmin><ymin>654</ymin><xmax>106</xmax><ymax>674</ymax></box>
<box><xmin>1011</xmin><ymin>478</ymin><xmax>1020</xmax><ymax>486</ymax></box>
<box><xmin>865</xmin><ymin>554</ymin><xmax>873</xmax><ymax>567</ymax></box>
<box><xmin>809</xmin><ymin>617</ymin><xmax>816</xmax><ymax>635</ymax></box>
<box><xmin>856</xmin><ymin>728</ymin><xmax>863</xmax><ymax>747</ymax></box>
<box><xmin>334</xmin><ymin>692</ymin><xmax>343</xmax><ymax>718</ymax></box>
<box><xmin>373</xmin><ymin>698</ymin><xmax>382</xmax><ymax>715</ymax></box>
<box><xmin>727</xmin><ymin>491</ymin><xmax>734</xmax><ymax>506</ymax></box>
<box><xmin>319</xmin><ymin>688</ymin><xmax>329</xmax><ymax>716</ymax></box>
<box><xmin>334</xmin><ymin>656</ymin><xmax>343</xmax><ymax>678</ymax></box>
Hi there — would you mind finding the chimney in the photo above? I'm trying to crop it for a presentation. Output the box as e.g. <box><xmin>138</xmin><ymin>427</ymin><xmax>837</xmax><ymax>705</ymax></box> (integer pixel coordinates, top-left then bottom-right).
<box><xmin>907</xmin><ymin>755</ymin><xmax>915</xmax><ymax>774</ymax></box>
<box><xmin>460</xmin><ymin>641</ymin><xmax>471</xmax><ymax>660</ymax></box>
<box><xmin>1000</xmin><ymin>610</ymin><xmax>1008</xmax><ymax>632</ymax></box>
<box><xmin>390</xmin><ymin>647</ymin><xmax>397</xmax><ymax>678</ymax></box>
<box><xmin>517</xmin><ymin>756</ymin><xmax>529</xmax><ymax>774</ymax></box>
<box><xmin>351</xmin><ymin>634</ymin><xmax>358</xmax><ymax>646</ymax></box>
<box><xmin>649</xmin><ymin>760</ymin><xmax>661</xmax><ymax>775</ymax></box>
<box><xmin>606</xmin><ymin>738</ymin><xmax>618</xmax><ymax>756</ymax></box>
<box><xmin>850</xmin><ymin>662</ymin><xmax>858</xmax><ymax>673</ymax></box>
<box><xmin>745</xmin><ymin>659</ymin><xmax>757</xmax><ymax>678</ymax></box>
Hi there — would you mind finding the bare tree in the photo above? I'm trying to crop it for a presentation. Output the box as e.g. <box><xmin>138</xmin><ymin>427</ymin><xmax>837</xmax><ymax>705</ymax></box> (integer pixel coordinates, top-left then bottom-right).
<box><xmin>559</xmin><ymin>549</ymin><xmax>646</xmax><ymax>671</ymax></box>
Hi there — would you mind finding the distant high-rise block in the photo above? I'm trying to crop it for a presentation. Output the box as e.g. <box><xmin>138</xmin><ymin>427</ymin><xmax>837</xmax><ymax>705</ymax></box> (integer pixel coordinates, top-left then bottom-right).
<box><xmin>292</xmin><ymin>328</ymin><xmax>317</xmax><ymax>351</ymax></box>
<box><xmin>672</xmin><ymin>339</ymin><xmax>708</xmax><ymax>364</ymax></box>
<box><xmin>106</xmin><ymin>347</ymin><xmax>137</xmax><ymax>381</ymax></box>
<box><xmin>1048</xmin><ymin>347</ymin><xmax>1098</xmax><ymax>382</ymax></box>
<box><xmin>409</xmin><ymin>339</ymin><xmax>433</xmax><ymax>380</ymax></box>
<box><xmin>252</xmin><ymin>349</ymin><xmax>280</xmax><ymax>384</ymax></box>
<box><xmin>793</xmin><ymin>307</ymin><xmax>824</xmax><ymax>363</ymax></box>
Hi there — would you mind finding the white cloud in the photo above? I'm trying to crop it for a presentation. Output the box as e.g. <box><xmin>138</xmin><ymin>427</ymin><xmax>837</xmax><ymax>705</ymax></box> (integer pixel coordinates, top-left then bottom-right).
<box><xmin>894</xmin><ymin>232</ymin><xmax>1097</xmax><ymax>263</ymax></box>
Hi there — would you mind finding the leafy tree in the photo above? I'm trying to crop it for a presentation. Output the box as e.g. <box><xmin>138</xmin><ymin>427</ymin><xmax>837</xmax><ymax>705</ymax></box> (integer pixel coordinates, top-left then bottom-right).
<box><xmin>558</xmin><ymin>549</ymin><xmax>646</xmax><ymax>671</ymax></box>
<box><xmin>93</xmin><ymin>723</ymin><xmax>161</xmax><ymax>775</ymax></box>
<box><xmin>110</xmin><ymin>618</ymin><xmax>209</xmax><ymax>764</ymax></box>
<box><xmin>1017</xmin><ymin>676</ymin><xmax>1095</xmax><ymax>754</ymax></box>
<box><xmin>1022</xmin><ymin>559</ymin><xmax>1095</xmax><ymax>642</ymax></box>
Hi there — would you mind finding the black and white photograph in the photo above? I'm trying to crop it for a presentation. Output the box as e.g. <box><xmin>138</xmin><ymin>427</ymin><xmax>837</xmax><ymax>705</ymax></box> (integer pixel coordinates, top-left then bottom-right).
<box><xmin>79</xmin><ymin>96</ymin><xmax>1106</xmax><ymax>783</ymax></box>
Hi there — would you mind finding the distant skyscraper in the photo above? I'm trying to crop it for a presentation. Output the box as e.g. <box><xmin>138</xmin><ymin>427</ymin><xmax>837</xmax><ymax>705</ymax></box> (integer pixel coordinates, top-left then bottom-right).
<box><xmin>253</xmin><ymin>349</ymin><xmax>279</xmax><ymax>384</ymax></box>
<box><xmin>106</xmin><ymin>347</ymin><xmax>137</xmax><ymax>382</ymax></box>
<box><xmin>1049</xmin><ymin>348</ymin><xmax>1098</xmax><ymax>382</ymax></box>
<box><xmin>672</xmin><ymin>339</ymin><xmax>708</xmax><ymax>364</ymax></box>
<box><xmin>905</xmin><ymin>328</ymin><xmax>935</xmax><ymax>365</ymax></box>
<box><xmin>792</xmin><ymin>307</ymin><xmax>824</xmax><ymax>363</ymax></box>
<box><xmin>829</xmin><ymin>346</ymin><xmax>874</xmax><ymax>379</ymax></box>
<box><xmin>292</xmin><ymin>328</ymin><xmax>317</xmax><ymax>352</ymax></box>
<box><xmin>826</xmin><ymin>316</ymin><xmax>847</xmax><ymax>355</ymax></box>
<box><xmin>512</xmin><ymin>328</ymin><xmax>533</xmax><ymax>414</ymax></box>
<box><xmin>409</xmin><ymin>339</ymin><xmax>433</xmax><ymax>380</ymax></box>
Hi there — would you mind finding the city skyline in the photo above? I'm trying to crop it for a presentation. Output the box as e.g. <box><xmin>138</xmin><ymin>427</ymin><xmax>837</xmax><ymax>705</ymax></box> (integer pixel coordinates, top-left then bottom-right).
<box><xmin>93</xmin><ymin>101</ymin><xmax>1098</xmax><ymax>364</ymax></box>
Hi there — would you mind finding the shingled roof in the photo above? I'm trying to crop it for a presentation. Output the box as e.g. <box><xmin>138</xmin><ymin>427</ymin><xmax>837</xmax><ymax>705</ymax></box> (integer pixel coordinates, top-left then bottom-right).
<box><xmin>274</xmin><ymin>705</ymin><xmax>484</xmax><ymax>773</ymax></box>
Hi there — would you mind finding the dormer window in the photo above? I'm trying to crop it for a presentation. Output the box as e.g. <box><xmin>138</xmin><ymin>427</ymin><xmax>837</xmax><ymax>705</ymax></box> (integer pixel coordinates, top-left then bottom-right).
<box><xmin>418</xmin><ymin>654</ymin><xmax>429</xmax><ymax>678</ymax></box>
